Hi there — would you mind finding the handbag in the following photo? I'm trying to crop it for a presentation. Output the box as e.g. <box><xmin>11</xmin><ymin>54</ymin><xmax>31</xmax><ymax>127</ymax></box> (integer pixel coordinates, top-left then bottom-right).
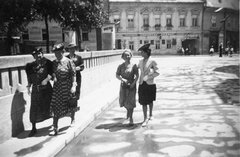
<box><xmin>68</xmin><ymin>93</ymin><xmax>78</xmax><ymax>107</ymax></box>
<box><xmin>121</xmin><ymin>81</ymin><xmax>130</xmax><ymax>89</ymax></box>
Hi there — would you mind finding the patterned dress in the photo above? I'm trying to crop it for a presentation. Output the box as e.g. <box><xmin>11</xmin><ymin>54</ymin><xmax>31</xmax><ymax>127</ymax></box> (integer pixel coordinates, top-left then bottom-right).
<box><xmin>116</xmin><ymin>63</ymin><xmax>138</xmax><ymax>109</ymax></box>
<box><xmin>50</xmin><ymin>57</ymin><xmax>78</xmax><ymax>118</ymax></box>
<box><xmin>25</xmin><ymin>58</ymin><xmax>53</xmax><ymax>123</ymax></box>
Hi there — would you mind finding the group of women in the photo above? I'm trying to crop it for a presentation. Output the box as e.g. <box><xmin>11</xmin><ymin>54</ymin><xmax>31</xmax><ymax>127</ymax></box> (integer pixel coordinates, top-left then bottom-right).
<box><xmin>25</xmin><ymin>42</ymin><xmax>158</xmax><ymax>137</ymax></box>
<box><xmin>25</xmin><ymin>43</ymin><xmax>84</xmax><ymax>137</ymax></box>
<box><xmin>116</xmin><ymin>43</ymin><xmax>159</xmax><ymax>127</ymax></box>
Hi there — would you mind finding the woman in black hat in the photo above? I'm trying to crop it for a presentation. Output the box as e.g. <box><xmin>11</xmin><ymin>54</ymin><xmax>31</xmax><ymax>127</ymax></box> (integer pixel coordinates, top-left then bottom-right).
<box><xmin>25</xmin><ymin>47</ymin><xmax>53</xmax><ymax>137</ymax></box>
<box><xmin>137</xmin><ymin>44</ymin><xmax>159</xmax><ymax>127</ymax></box>
<box><xmin>50</xmin><ymin>43</ymin><xmax>78</xmax><ymax>135</ymax></box>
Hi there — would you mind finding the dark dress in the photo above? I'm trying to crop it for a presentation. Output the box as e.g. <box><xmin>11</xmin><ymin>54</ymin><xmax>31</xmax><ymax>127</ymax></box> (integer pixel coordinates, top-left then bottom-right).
<box><xmin>25</xmin><ymin>58</ymin><xmax>53</xmax><ymax>123</ymax></box>
<box><xmin>116</xmin><ymin>63</ymin><xmax>138</xmax><ymax>109</ymax></box>
<box><xmin>66</xmin><ymin>54</ymin><xmax>84</xmax><ymax>100</ymax></box>
<box><xmin>50</xmin><ymin>57</ymin><xmax>78</xmax><ymax>118</ymax></box>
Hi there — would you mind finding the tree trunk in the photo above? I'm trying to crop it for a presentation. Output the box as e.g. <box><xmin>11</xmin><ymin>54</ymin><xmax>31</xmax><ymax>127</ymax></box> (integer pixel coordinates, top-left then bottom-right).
<box><xmin>6</xmin><ymin>27</ymin><xmax>13</xmax><ymax>55</ymax></box>
<box><xmin>44</xmin><ymin>15</ymin><xmax>50</xmax><ymax>53</ymax></box>
<box><xmin>76</xmin><ymin>26</ymin><xmax>82</xmax><ymax>51</ymax></box>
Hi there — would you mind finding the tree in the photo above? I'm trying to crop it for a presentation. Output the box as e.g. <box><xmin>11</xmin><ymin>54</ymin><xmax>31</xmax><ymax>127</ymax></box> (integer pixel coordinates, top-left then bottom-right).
<box><xmin>58</xmin><ymin>0</ymin><xmax>108</xmax><ymax>50</ymax></box>
<box><xmin>0</xmin><ymin>0</ymin><xmax>35</xmax><ymax>55</ymax></box>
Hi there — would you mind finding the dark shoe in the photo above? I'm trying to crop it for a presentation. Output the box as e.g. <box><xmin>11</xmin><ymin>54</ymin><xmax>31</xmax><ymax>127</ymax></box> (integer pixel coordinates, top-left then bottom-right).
<box><xmin>54</xmin><ymin>128</ymin><xmax>58</xmax><ymax>136</ymax></box>
<box><xmin>28</xmin><ymin>129</ymin><xmax>37</xmax><ymax>137</ymax></box>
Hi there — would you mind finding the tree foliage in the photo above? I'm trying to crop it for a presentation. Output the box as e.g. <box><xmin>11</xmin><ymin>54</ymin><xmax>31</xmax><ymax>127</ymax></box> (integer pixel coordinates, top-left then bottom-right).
<box><xmin>0</xmin><ymin>0</ymin><xmax>108</xmax><ymax>55</ymax></box>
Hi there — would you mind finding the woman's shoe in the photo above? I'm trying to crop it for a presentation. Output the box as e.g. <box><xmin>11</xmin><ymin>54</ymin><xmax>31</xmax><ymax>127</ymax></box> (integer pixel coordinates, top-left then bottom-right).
<box><xmin>142</xmin><ymin>121</ymin><xmax>148</xmax><ymax>127</ymax></box>
<box><xmin>54</xmin><ymin>128</ymin><xmax>58</xmax><ymax>136</ymax></box>
<box><xmin>70</xmin><ymin>120</ymin><xmax>75</xmax><ymax>127</ymax></box>
<box><xmin>28</xmin><ymin>129</ymin><xmax>37</xmax><ymax>137</ymax></box>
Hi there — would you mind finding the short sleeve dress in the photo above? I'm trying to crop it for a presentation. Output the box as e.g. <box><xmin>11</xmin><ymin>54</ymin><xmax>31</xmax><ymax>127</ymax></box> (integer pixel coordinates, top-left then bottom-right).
<box><xmin>50</xmin><ymin>57</ymin><xmax>78</xmax><ymax>118</ymax></box>
<box><xmin>116</xmin><ymin>63</ymin><xmax>138</xmax><ymax>109</ymax></box>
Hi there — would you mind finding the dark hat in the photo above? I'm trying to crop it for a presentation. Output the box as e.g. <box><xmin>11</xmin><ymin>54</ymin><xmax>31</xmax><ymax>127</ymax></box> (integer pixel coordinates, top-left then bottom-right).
<box><xmin>138</xmin><ymin>43</ymin><xmax>151</xmax><ymax>51</ymax></box>
<box><xmin>32</xmin><ymin>47</ymin><xmax>42</xmax><ymax>55</ymax></box>
<box><xmin>67</xmin><ymin>43</ymin><xmax>77</xmax><ymax>49</ymax></box>
<box><xmin>52</xmin><ymin>43</ymin><xmax>65</xmax><ymax>52</ymax></box>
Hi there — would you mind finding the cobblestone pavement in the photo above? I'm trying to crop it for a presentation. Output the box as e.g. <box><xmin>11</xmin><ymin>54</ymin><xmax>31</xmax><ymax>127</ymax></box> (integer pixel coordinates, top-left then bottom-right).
<box><xmin>57</xmin><ymin>55</ymin><xmax>240</xmax><ymax>157</ymax></box>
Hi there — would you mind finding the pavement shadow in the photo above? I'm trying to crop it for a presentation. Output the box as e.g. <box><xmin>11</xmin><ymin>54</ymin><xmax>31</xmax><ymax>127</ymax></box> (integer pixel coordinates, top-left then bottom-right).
<box><xmin>95</xmin><ymin>121</ymin><xmax>142</xmax><ymax>132</ymax></box>
<box><xmin>17</xmin><ymin>126</ymin><xmax>52</xmax><ymax>139</ymax></box>
<box><xmin>213</xmin><ymin>65</ymin><xmax>239</xmax><ymax>104</ymax></box>
<box><xmin>213</xmin><ymin>65</ymin><xmax>239</xmax><ymax>77</ymax></box>
<box><xmin>14</xmin><ymin>137</ymin><xmax>52</xmax><ymax>156</ymax></box>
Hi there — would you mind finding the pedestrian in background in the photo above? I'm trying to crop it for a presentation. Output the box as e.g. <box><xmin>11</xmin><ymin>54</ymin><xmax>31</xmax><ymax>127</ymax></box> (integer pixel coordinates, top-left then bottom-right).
<box><xmin>230</xmin><ymin>46</ymin><xmax>234</xmax><ymax>57</ymax></box>
<box><xmin>181</xmin><ymin>47</ymin><xmax>185</xmax><ymax>56</ymax></box>
<box><xmin>25</xmin><ymin>47</ymin><xmax>53</xmax><ymax>137</ymax></box>
<box><xmin>66</xmin><ymin>43</ymin><xmax>84</xmax><ymax>126</ymax></box>
<box><xmin>116</xmin><ymin>50</ymin><xmax>139</xmax><ymax>126</ymax></box>
<box><xmin>209</xmin><ymin>45</ymin><xmax>214</xmax><ymax>56</ymax></box>
<box><xmin>137</xmin><ymin>44</ymin><xmax>159</xmax><ymax>127</ymax></box>
<box><xmin>50</xmin><ymin>43</ymin><xmax>77</xmax><ymax>135</ymax></box>
<box><xmin>219</xmin><ymin>43</ymin><xmax>223</xmax><ymax>57</ymax></box>
<box><xmin>193</xmin><ymin>45</ymin><xmax>197</xmax><ymax>56</ymax></box>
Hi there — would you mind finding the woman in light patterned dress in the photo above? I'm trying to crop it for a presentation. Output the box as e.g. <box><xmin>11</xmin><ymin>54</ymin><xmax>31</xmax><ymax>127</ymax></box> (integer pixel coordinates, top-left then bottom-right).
<box><xmin>50</xmin><ymin>43</ymin><xmax>78</xmax><ymax>135</ymax></box>
<box><xmin>116</xmin><ymin>50</ymin><xmax>139</xmax><ymax>126</ymax></box>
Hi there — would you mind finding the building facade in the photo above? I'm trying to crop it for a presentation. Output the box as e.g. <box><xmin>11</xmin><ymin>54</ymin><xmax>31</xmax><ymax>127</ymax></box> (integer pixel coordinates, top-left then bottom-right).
<box><xmin>203</xmin><ymin>0</ymin><xmax>239</xmax><ymax>53</ymax></box>
<box><xmin>109</xmin><ymin>0</ymin><xmax>205</xmax><ymax>55</ymax></box>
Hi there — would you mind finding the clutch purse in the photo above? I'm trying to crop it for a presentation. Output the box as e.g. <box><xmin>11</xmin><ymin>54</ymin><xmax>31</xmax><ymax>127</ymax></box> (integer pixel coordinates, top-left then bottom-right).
<box><xmin>121</xmin><ymin>81</ymin><xmax>130</xmax><ymax>89</ymax></box>
<box><xmin>37</xmin><ymin>84</ymin><xmax>48</xmax><ymax>91</ymax></box>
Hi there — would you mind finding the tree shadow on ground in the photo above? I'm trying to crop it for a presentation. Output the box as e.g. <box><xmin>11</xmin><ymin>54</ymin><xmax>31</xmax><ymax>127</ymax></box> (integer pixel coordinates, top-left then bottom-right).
<box><xmin>213</xmin><ymin>65</ymin><xmax>239</xmax><ymax>77</ymax></box>
<box><xmin>213</xmin><ymin>65</ymin><xmax>239</xmax><ymax>104</ymax></box>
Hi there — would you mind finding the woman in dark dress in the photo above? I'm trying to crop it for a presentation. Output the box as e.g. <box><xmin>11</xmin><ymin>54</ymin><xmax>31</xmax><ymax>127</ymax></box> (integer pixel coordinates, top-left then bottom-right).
<box><xmin>25</xmin><ymin>47</ymin><xmax>53</xmax><ymax>137</ymax></box>
<box><xmin>66</xmin><ymin>43</ymin><xmax>84</xmax><ymax>126</ymax></box>
<box><xmin>50</xmin><ymin>43</ymin><xmax>78</xmax><ymax>135</ymax></box>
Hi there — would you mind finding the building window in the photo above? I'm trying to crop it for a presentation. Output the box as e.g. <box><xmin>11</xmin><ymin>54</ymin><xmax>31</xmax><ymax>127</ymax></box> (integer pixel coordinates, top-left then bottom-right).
<box><xmin>143</xmin><ymin>14</ymin><xmax>149</xmax><ymax>27</ymax></box>
<box><xmin>114</xmin><ymin>14</ymin><xmax>120</xmax><ymax>28</ymax></box>
<box><xmin>154</xmin><ymin>15</ymin><xmax>161</xmax><ymax>30</ymax></box>
<box><xmin>140</xmin><ymin>40</ymin><xmax>142</xmax><ymax>44</ymax></box>
<box><xmin>211</xmin><ymin>15</ymin><xmax>217</xmax><ymax>27</ymax></box>
<box><xmin>156</xmin><ymin>40</ymin><xmax>160</xmax><ymax>49</ymax></box>
<box><xmin>129</xmin><ymin>41</ymin><xmax>134</xmax><ymax>50</ymax></box>
<box><xmin>162</xmin><ymin>40</ymin><xmax>165</xmax><ymax>44</ymax></box>
<box><xmin>82</xmin><ymin>30</ymin><xmax>89</xmax><ymax>41</ymax></box>
<box><xmin>179</xmin><ymin>15</ymin><xmax>186</xmax><ymax>27</ymax></box>
<box><xmin>166</xmin><ymin>14</ymin><xmax>172</xmax><ymax>27</ymax></box>
<box><xmin>128</xmin><ymin>14</ymin><xmax>134</xmax><ymax>28</ymax></box>
<box><xmin>192</xmin><ymin>15</ymin><xmax>198</xmax><ymax>26</ymax></box>
<box><xmin>42</xmin><ymin>29</ymin><xmax>47</xmax><ymax>40</ymax></box>
<box><xmin>22</xmin><ymin>29</ymin><xmax>29</xmax><ymax>40</ymax></box>
<box><xmin>144</xmin><ymin>40</ymin><xmax>149</xmax><ymax>44</ymax></box>
<box><xmin>167</xmin><ymin>40</ymin><xmax>172</xmax><ymax>49</ymax></box>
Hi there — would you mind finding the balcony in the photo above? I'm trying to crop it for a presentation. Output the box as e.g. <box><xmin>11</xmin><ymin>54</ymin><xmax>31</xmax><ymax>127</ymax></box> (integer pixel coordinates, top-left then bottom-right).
<box><xmin>142</xmin><ymin>24</ymin><xmax>150</xmax><ymax>31</ymax></box>
<box><xmin>165</xmin><ymin>24</ymin><xmax>173</xmax><ymax>30</ymax></box>
<box><xmin>154</xmin><ymin>24</ymin><xmax>161</xmax><ymax>31</ymax></box>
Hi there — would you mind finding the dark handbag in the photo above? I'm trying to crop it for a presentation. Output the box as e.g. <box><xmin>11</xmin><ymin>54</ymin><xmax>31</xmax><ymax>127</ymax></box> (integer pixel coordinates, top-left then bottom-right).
<box><xmin>121</xmin><ymin>81</ymin><xmax>130</xmax><ymax>89</ymax></box>
<box><xmin>68</xmin><ymin>93</ymin><xmax>78</xmax><ymax>107</ymax></box>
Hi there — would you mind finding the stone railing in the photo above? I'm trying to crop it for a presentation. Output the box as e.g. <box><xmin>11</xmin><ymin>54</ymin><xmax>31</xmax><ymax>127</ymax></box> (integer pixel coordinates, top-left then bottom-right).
<box><xmin>0</xmin><ymin>50</ymin><xmax>122</xmax><ymax>144</ymax></box>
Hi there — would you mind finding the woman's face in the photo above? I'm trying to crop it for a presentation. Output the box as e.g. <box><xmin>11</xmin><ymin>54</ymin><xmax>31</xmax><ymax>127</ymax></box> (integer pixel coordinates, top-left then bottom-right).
<box><xmin>33</xmin><ymin>52</ymin><xmax>43</xmax><ymax>61</ymax></box>
<box><xmin>122</xmin><ymin>52</ymin><xmax>132</xmax><ymax>61</ymax></box>
<box><xmin>69</xmin><ymin>47</ymin><xmax>75</xmax><ymax>53</ymax></box>
<box><xmin>54</xmin><ymin>51</ymin><xmax>64</xmax><ymax>60</ymax></box>
<box><xmin>141</xmin><ymin>50</ymin><xmax>148</xmax><ymax>58</ymax></box>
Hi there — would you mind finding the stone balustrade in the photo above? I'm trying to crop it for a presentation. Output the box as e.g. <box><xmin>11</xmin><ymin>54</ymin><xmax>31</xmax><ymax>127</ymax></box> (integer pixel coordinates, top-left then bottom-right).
<box><xmin>0</xmin><ymin>50</ymin><xmax>122</xmax><ymax>143</ymax></box>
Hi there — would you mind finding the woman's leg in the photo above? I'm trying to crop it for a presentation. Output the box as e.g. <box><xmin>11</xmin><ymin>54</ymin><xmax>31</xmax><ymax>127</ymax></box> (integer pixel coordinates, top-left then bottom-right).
<box><xmin>142</xmin><ymin>105</ymin><xmax>148</xmax><ymax>122</ymax></box>
<box><xmin>53</xmin><ymin>116</ymin><xmax>59</xmax><ymax>135</ymax></box>
<box><xmin>129</xmin><ymin>108</ymin><xmax>134</xmax><ymax>125</ymax></box>
<box><xmin>149</xmin><ymin>102</ymin><xmax>153</xmax><ymax>120</ymax></box>
<box><xmin>28</xmin><ymin>122</ymin><xmax>37</xmax><ymax>137</ymax></box>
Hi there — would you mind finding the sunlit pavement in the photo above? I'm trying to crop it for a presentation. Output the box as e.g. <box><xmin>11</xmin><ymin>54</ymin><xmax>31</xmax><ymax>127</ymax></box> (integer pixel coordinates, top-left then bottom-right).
<box><xmin>57</xmin><ymin>55</ymin><xmax>240</xmax><ymax>157</ymax></box>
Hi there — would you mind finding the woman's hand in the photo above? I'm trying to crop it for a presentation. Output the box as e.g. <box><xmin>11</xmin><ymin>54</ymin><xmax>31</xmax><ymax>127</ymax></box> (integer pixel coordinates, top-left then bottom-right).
<box><xmin>129</xmin><ymin>82</ymin><xmax>135</xmax><ymax>89</ymax></box>
<box><xmin>41</xmin><ymin>78</ymin><xmax>48</xmax><ymax>85</ymax></box>
<box><xmin>71</xmin><ymin>86</ymin><xmax>76</xmax><ymax>93</ymax></box>
<box><xmin>76</xmin><ymin>66</ymin><xmax>81</xmax><ymax>71</ymax></box>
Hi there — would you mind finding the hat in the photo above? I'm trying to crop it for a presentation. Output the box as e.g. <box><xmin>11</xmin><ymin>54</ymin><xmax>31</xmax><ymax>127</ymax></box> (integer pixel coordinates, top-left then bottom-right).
<box><xmin>138</xmin><ymin>43</ymin><xmax>151</xmax><ymax>51</ymax></box>
<box><xmin>67</xmin><ymin>43</ymin><xmax>77</xmax><ymax>49</ymax></box>
<box><xmin>32</xmin><ymin>47</ymin><xmax>42</xmax><ymax>55</ymax></box>
<box><xmin>52</xmin><ymin>43</ymin><xmax>65</xmax><ymax>52</ymax></box>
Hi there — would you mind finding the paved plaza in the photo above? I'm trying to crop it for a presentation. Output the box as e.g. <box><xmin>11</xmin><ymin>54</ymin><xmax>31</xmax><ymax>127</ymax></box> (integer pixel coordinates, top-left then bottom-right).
<box><xmin>0</xmin><ymin>55</ymin><xmax>239</xmax><ymax>157</ymax></box>
<box><xmin>57</xmin><ymin>55</ymin><xmax>240</xmax><ymax>157</ymax></box>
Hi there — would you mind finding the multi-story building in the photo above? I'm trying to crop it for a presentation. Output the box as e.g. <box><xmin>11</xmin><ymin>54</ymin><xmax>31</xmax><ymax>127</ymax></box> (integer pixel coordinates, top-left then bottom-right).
<box><xmin>109</xmin><ymin>0</ymin><xmax>205</xmax><ymax>55</ymax></box>
<box><xmin>203</xmin><ymin>0</ymin><xmax>239</xmax><ymax>53</ymax></box>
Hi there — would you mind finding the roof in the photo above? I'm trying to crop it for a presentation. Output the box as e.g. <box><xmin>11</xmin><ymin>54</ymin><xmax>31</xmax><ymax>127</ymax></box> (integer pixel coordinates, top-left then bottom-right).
<box><xmin>110</xmin><ymin>0</ymin><xmax>204</xmax><ymax>3</ymax></box>
<box><xmin>206</xmin><ymin>0</ymin><xmax>239</xmax><ymax>10</ymax></box>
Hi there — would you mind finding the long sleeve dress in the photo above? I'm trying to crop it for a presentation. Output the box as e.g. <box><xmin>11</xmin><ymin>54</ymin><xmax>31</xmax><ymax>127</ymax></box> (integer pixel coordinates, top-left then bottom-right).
<box><xmin>25</xmin><ymin>57</ymin><xmax>53</xmax><ymax>123</ymax></box>
<box><xmin>116</xmin><ymin>63</ymin><xmax>138</xmax><ymax>109</ymax></box>
<box><xmin>50</xmin><ymin>57</ymin><xmax>78</xmax><ymax>118</ymax></box>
